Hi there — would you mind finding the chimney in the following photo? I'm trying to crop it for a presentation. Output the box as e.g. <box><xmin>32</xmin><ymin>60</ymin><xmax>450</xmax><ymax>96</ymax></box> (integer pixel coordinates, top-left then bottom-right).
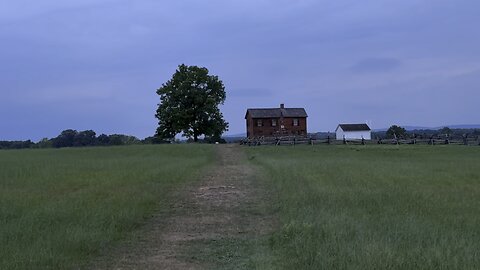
<box><xmin>280</xmin><ymin>103</ymin><xmax>285</xmax><ymax>109</ymax></box>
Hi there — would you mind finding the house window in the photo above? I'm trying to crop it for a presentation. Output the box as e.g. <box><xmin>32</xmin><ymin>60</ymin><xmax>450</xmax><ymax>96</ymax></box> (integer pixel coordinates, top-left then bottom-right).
<box><xmin>272</xmin><ymin>119</ymin><xmax>277</xmax><ymax>127</ymax></box>
<box><xmin>293</xmin><ymin>118</ymin><xmax>299</xmax><ymax>126</ymax></box>
<box><xmin>257</xmin><ymin>119</ymin><xmax>263</xmax><ymax>127</ymax></box>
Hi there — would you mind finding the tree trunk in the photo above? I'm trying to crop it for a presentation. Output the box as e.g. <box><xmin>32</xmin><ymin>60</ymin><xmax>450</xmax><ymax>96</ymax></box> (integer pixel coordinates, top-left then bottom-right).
<box><xmin>194</xmin><ymin>133</ymin><xmax>198</xmax><ymax>142</ymax></box>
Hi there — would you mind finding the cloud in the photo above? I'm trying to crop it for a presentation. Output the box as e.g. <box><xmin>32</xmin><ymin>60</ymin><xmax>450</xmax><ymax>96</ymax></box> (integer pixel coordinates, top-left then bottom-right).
<box><xmin>1</xmin><ymin>0</ymin><xmax>480</xmax><ymax>139</ymax></box>
<box><xmin>0</xmin><ymin>0</ymin><xmax>118</xmax><ymax>22</ymax></box>
<box><xmin>228</xmin><ymin>88</ymin><xmax>273</xmax><ymax>98</ymax></box>
<box><xmin>350</xmin><ymin>58</ymin><xmax>402</xmax><ymax>73</ymax></box>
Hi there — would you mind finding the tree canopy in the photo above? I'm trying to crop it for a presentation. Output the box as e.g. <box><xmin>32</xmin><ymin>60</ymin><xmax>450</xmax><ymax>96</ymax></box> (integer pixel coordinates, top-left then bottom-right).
<box><xmin>440</xmin><ymin>127</ymin><xmax>452</xmax><ymax>135</ymax></box>
<box><xmin>386</xmin><ymin>125</ymin><xmax>407</xmax><ymax>139</ymax></box>
<box><xmin>155</xmin><ymin>64</ymin><xmax>229</xmax><ymax>142</ymax></box>
<box><xmin>50</xmin><ymin>130</ymin><xmax>141</xmax><ymax>148</ymax></box>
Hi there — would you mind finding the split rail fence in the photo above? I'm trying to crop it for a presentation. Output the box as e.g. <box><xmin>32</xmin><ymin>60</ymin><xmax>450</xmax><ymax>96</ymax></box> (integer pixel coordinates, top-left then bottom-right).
<box><xmin>242</xmin><ymin>135</ymin><xmax>480</xmax><ymax>147</ymax></box>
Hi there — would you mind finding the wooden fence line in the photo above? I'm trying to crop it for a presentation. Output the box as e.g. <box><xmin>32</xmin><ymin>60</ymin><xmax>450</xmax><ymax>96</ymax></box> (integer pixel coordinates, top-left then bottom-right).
<box><xmin>242</xmin><ymin>136</ymin><xmax>480</xmax><ymax>147</ymax></box>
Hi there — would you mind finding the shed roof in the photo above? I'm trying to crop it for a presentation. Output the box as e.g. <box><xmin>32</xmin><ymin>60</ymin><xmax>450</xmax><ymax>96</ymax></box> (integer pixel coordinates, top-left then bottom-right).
<box><xmin>245</xmin><ymin>108</ymin><xmax>308</xmax><ymax>119</ymax></box>
<box><xmin>337</xmin><ymin>124</ymin><xmax>371</xmax><ymax>132</ymax></box>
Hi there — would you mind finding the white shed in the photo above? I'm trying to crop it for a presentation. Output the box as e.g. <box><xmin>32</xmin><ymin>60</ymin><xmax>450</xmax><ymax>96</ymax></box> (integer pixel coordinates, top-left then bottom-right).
<box><xmin>336</xmin><ymin>124</ymin><xmax>372</xmax><ymax>140</ymax></box>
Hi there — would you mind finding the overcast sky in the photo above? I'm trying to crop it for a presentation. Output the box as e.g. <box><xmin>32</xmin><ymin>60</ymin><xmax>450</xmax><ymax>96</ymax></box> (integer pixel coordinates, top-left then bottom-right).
<box><xmin>1</xmin><ymin>0</ymin><xmax>479</xmax><ymax>140</ymax></box>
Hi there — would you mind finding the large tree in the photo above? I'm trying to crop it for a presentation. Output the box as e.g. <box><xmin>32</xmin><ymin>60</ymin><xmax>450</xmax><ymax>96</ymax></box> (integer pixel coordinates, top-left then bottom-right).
<box><xmin>155</xmin><ymin>64</ymin><xmax>229</xmax><ymax>142</ymax></box>
<box><xmin>386</xmin><ymin>125</ymin><xmax>407</xmax><ymax>139</ymax></box>
<box><xmin>52</xmin><ymin>129</ymin><xmax>78</xmax><ymax>148</ymax></box>
<box><xmin>439</xmin><ymin>126</ymin><xmax>452</xmax><ymax>135</ymax></box>
<box><xmin>73</xmin><ymin>130</ymin><xmax>96</xmax><ymax>147</ymax></box>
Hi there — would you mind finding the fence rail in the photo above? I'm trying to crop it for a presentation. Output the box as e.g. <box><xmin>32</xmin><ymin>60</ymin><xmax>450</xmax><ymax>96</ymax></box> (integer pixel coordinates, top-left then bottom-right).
<box><xmin>242</xmin><ymin>135</ymin><xmax>480</xmax><ymax>147</ymax></box>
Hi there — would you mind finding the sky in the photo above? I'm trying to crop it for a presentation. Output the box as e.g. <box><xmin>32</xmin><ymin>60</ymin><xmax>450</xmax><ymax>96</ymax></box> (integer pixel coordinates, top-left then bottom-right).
<box><xmin>1</xmin><ymin>0</ymin><xmax>479</xmax><ymax>141</ymax></box>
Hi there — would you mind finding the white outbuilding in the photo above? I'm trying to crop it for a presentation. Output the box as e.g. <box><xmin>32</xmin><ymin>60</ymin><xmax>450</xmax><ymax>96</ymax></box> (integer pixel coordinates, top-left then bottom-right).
<box><xmin>335</xmin><ymin>124</ymin><xmax>372</xmax><ymax>140</ymax></box>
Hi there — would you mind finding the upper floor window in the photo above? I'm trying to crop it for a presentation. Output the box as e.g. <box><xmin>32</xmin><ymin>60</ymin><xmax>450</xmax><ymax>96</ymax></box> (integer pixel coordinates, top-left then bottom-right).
<box><xmin>257</xmin><ymin>119</ymin><xmax>263</xmax><ymax>127</ymax></box>
<box><xmin>272</xmin><ymin>119</ymin><xmax>277</xmax><ymax>127</ymax></box>
<box><xmin>293</xmin><ymin>118</ymin><xmax>299</xmax><ymax>126</ymax></box>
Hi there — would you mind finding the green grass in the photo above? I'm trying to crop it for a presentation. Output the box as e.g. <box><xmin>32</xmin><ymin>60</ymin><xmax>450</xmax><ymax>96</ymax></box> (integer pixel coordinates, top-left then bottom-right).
<box><xmin>0</xmin><ymin>144</ymin><xmax>214</xmax><ymax>269</ymax></box>
<box><xmin>247</xmin><ymin>145</ymin><xmax>480</xmax><ymax>269</ymax></box>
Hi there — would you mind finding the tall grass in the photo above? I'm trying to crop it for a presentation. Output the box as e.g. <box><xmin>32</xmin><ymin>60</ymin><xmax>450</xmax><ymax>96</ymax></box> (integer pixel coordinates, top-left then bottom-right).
<box><xmin>247</xmin><ymin>145</ymin><xmax>480</xmax><ymax>269</ymax></box>
<box><xmin>0</xmin><ymin>144</ymin><xmax>213</xmax><ymax>269</ymax></box>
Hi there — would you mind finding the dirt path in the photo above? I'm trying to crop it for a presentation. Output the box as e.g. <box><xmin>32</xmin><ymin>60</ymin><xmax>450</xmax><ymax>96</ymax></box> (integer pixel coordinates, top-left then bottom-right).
<box><xmin>92</xmin><ymin>144</ymin><xmax>271</xmax><ymax>270</ymax></box>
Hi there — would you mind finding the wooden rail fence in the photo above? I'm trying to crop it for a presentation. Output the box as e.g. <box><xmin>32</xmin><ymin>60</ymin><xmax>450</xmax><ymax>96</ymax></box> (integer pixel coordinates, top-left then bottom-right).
<box><xmin>242</xmin><ymin>135</ymin><xmax>480</xmax><ymax>147</ymax></box>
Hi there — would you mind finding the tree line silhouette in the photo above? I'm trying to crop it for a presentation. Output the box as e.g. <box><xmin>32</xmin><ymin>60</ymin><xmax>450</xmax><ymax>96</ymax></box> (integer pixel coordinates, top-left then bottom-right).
<box><xmin>0</xmin><ymin>129</ymin><xmax>166</xmax><ymax>150</ymax></box>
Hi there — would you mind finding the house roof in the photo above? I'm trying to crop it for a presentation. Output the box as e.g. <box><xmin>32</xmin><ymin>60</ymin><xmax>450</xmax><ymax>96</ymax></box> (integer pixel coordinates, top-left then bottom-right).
<box><xmin>245</xmin><ymin>108</ymin><xmax>308</xmax><ymax>119</ymax></box>
<box><xmin>337</xmin><ymin>123</ymin><xmax>371</xmax><ymax>132</ymax></box>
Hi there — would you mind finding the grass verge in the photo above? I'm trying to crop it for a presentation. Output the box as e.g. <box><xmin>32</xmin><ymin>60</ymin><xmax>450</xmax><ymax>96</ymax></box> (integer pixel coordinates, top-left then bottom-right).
<box><xmin>247</xmin><ymin>145</ymin><xmax>480</xmax><ymax>269</ymax></box>
<box><xmin>0</xmin><ymin>144</ymin><xmax>214</xmax><ymax>269</ymax></box>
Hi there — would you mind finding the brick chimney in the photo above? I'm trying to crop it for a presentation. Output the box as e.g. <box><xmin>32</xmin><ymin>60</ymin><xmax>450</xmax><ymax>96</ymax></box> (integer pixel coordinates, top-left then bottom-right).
<box><xmin>280</xmin><ymin>103</ymin><xmax>285</xmax><ymax>109</ymax></box>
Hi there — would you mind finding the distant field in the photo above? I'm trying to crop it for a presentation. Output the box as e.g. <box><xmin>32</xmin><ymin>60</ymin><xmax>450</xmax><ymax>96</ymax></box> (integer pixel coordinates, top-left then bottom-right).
<box><xmin>0</xmin><ymin>145</ymin><xmax>214</xmax><ymax>269</ymax></box>
<box><xmin>247</xmin><ymin>145</ymin><xmax>480</xmax><ymax>269</ymax></box>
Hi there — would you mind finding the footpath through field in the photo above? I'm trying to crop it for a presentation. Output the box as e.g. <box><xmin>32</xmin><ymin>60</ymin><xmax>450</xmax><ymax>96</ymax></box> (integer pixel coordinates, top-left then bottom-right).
<box><xmin>92</xmin><ymin>144</ymin><xmax>271</xmax><ymax>269</ymax></box>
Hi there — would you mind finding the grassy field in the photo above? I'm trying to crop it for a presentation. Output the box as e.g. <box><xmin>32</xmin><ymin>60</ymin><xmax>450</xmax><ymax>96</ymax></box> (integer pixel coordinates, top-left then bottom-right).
<box><xmin>247</xmin><ymin>145</ymin><xmax>480</xmax><ymax>269</ymax></box>
<box><xmin>0</xmin><ymin>145</ymin><xmax>214</xmax><ymax>269</ymax></box>
<box><xmin>2</xmin><ymin>144</ymin><xmax>480</xmax><ymax>269</ymax></box>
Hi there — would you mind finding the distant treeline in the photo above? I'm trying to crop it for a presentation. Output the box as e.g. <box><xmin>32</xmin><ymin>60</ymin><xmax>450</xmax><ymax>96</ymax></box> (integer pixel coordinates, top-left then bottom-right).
<box><xmin>310</xmin><ymin>127</ymin><xmax>480</xmax><ymax>140</ymax></box>
<box><xmin>0</xmin><ymin>129</ymin><xmax>168</xmax><ymax>150</ymax></box>
<box><xmin>0</xmin><ymin>129</ymin><xmax>227</xmax><ymax>150</ymax></box>
<box><xmin>373</xmin><ymin>128</ymin><xmax>480</xmax><ymax>140</ymax></box>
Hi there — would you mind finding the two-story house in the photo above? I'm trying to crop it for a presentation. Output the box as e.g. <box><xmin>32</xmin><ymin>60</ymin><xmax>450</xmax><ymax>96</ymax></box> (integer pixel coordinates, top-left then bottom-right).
<box><xmin>245</xmin><ymin>104</ymin><xmax>308</xmax><ymax>138</ymax></box>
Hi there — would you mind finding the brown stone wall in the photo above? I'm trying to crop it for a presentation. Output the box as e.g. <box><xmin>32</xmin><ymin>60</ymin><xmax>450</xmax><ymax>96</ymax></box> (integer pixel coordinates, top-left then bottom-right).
<box><xmin>246</xmin><ymin>118</ymin><xmax>254</xmax><ymax>138</ymax></box>
<box><xmin>281</xmin><ymin>117</ymin><xmax>307</xmax><ymax>136</ymax></box>
<box><xmin>246</xmin><ymin>115</ymin><xmax>307</xmax><ymax>138</ymax></box>
<box><xmin>251</xmin><ymin>118</ymin><xmax>280</xmax><ymax>137</ymax></box>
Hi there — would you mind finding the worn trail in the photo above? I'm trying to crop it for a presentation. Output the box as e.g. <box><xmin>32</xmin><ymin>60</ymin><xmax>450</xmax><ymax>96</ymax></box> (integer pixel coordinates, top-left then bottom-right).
<box><xmin>92</xmin><ymin>144</ymin><xmax>270</xmax><ymax>269</ymax></box>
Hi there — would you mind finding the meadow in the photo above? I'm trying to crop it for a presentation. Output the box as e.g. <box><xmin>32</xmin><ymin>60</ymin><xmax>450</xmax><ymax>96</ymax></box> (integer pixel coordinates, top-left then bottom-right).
<box><xmin>2</xmin><ymin>143</ymin><xmax>480</xmax><ymax>269</ymax></box>
<box><xmin>0</xmin><ymin>145</ymin><xmax>214</xmax><ymax>269</ymax></box>
<box><xmin>247</xmin><ymin>145</ymin><xmax>480</xmax><ymax>269</ymax></box>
